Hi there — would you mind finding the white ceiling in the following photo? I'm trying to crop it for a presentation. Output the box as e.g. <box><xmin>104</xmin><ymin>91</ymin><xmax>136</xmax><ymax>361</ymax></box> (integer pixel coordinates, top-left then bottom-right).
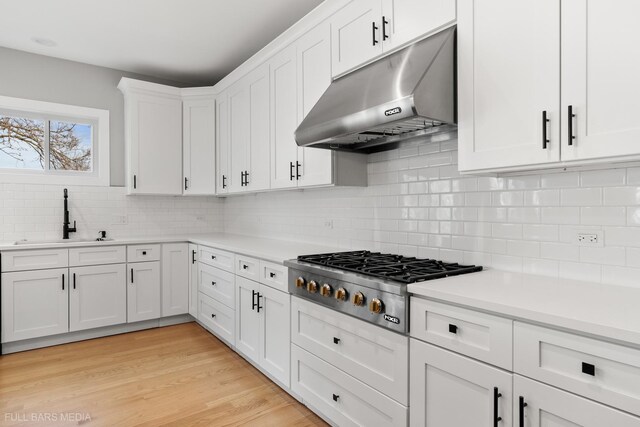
<box><xmin>0</xmin><ymin>0</ymin><xmax>324</xmax><ymax>85</ymax></box>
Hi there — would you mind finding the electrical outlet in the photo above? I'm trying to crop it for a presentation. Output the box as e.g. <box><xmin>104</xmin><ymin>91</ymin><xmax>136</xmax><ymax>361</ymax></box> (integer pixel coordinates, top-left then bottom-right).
<box><xmin>577</xmin><ymin>231</ymin><xmax>603</xmax><ymax>247</ymax></box>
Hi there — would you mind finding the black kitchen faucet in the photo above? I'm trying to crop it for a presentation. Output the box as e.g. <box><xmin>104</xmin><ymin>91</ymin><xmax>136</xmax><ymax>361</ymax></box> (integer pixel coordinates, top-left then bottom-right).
<box><xmin>63</xmin><ymin>188</ymin><xmax>77</xmax><ymax>239</ymax></box>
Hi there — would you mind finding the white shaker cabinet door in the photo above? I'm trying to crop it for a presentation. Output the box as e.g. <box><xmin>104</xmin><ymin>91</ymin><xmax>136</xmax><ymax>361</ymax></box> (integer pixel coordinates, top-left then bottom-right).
<box><xmin>227</xmin><ymin>78</ymin><xmax>249</xmax><ymax>194</ymax></box>
<box><xmin>514</xmin><ymin>375</ymin><xmax>640</xmax><ymax>427</ymax></box>
<box><xmin>297</xmin><ymin>21</ymin><xmax>334</xmax><ymax>188</ymax></box>
<box><xmin>457</xmin><ymin>0</ymin><xmax>561</xmax><ymax>172</ymax></box>
<box><xmin>270</xmin><ymin>44</ymin><xmax>299</xmax><ymax>190</ymax></box>
<box><xmin>188</xmin><ymin>244</ymin><xmax>198</xmax><ymax>317</ymax></box>
<box><xmin>235</xmin><ymin>277</ymin><xmax>260</xmax><ymax>363</ymax></box>
<box><xmin>381</xmin><ymin>0</ymin><xmax>456</xmax><ymax>51</ymax></box>
<box><xmin>69</xmin><ymin>264</ymin><xmax>126</xmax><ymax>332</ymax></box>
<box><xmin>1</xmin><ymin>268</ymin><xmax>69</xmax><ymax>342</ymax></box>
<box><xmin>246</xmin><ymin>62</ymin><xmax>271</xmax><ymax>192</ymax></box>
<box><xmin>258</xmin><ymin>284</ymin><xmax>290</xmax><ymax>387</ymax></box>
<box><xmin>216</xmin><ymin>91</ymin><xmax>230</xmax><ymax>195</ymax></box>
<box><xmin>330</xmin><ymin>0</ymin><xmax>383</xmax><ymax>77</ymax></box>
<box><xmin>561</xmin><ymin>0</ymin><xmax>640</xmax><ymax>162</ymax></box>
<box><xmin>161</xmin><ymin>243</ymin><xmax>189</xmax><ymax>317</ymax></box>
<box><xmin>127</xmin><ymin>262</ymin><xmax>161</xmax><ymax>323</ymax></box>
<box><xmin>410</xmin><ymin>338</ymin><xmax>513</xmax><ymax>427</ymax></box>
<box><xmin>183</xmin><ymin>96</ymin><xmax>216</xmax><ymax>195</ymax></box>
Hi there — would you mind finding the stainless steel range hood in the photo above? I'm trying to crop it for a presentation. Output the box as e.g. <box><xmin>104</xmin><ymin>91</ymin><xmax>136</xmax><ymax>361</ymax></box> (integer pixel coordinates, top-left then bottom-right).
<box><xmin>295</xmin><ymin>26</ymin><xmax>456</xmax><ymax>153</ymax></box>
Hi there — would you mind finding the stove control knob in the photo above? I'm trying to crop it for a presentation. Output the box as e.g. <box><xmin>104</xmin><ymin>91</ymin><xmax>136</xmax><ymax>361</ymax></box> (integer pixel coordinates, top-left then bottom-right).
<box><xmin>352</xmin><ymin>292</ymin><xmax>365</xmax><ymax>307</ymax></box>
<box><xmin>295</xmin><ymin>277</ymin><xmax>306</xmax><ymax>288</ymax></box>
<box><xmin>335</xmin><ymin>288</ymin><xmax>348</xmax><ymax>301</ymax></box>
<box><xmin>369</xmin><ymin>298</ymin><xmax>383</xmax><ymax>314</ymax></box>
<box><xmin>307</xmin><ymin>280</ymin><xmax>318</xmax><ymax>293</ymax></box>
<box><xmin>320</xmin><ymin>283</ymin><xmax>332</xmax><ymax>297</ymax></box>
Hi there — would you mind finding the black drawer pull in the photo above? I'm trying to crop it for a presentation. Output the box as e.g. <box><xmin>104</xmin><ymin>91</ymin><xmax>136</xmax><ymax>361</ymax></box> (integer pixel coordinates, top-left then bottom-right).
<box><xmin>333</xmin><ymin>337</ymin><xmax>340</xmax><ymax>344</ymax></box>
<box><xmin>269</xmin><ymin>272</ymin><xmax>276</xmax><ymax>278</ymax></box>
<box><xmin>582</xmin><ymin>362</ymin><xmax>595</xmax><ymax>376</ymax></box>
<box><xmin>518</xmin><ymin>396</ymin><xmax>528</xmax><ymax>427</ymax></box>
<box><xmin>142</xmin><ymin>251</ymin><xmax>147</xmax><ymax>255</ymax></box>
<box><xmin>62</xmin><ymin>273</ymin><xmax>65</xmax><ymax>290</ymax></box>
<box><xmin>372</xmin><ymin>21</ymin><xmax>378</xmax><ymax>46</ymax></box>
<box><xmin>211</xmin><ymin>313</ymin><xmax>216</xmax><ymax>319</ymax></box>
<box><xmin>332</xmin><ymin>393</ymin><xmax>339</xmax><ymax>402</ymax></box>
<box><xmin>192</xmin><ymin>250</ymin><xmax>196</xmax><ymax>264</ymax></box>
<box><xmin>493</xmin><ymin>387</ymin><xmax>502</xmax><ymax>426</ymax></box>
<box><xmin>131</xmin><ymin>268</ymin><xmax>134</xmax><ymax>284</ymax></box>
<box><xmin>211</xmin><ymin>281</ymin><xmax>216</xmax><ymax>286</ymax></box>
<box><xmin>243</xmin><ymin>264</ymin><xmax>248</xmax><ymax>270</ymax></box>
<box><xmin>73</xmin><ymin>273</ymin><xmax>76</xmax><ymax>290</ymax></box>
<box><xmin>252</xmin><ymin>290</ymin><xmax>257</xmax><ymax>311</ymax></box>
<box><xmin>211</xmin><ymin>255</ymin><xmax>216</xmax><ymax>260</ymax></box>
<box><xmin>542</xmin><ymin>110</ymin><xmax>550</xmax><ymax>149</ymax></box>
<box><xmin>449</xmin><ymin>324</ymin><xmax>458</xmax><ymax>334</ymax></box>
<box><xmin>568</xmin><ymin>105</ymin><xmax>576</xmax><ymax>145</ymax></box>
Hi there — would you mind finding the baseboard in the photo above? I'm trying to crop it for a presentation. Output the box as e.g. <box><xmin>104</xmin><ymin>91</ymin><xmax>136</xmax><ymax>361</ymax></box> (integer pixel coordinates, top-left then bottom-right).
<box><xmin>1</xmin><ymin>315</ymin><xmax>195</xmax><ymax>354</ymax></box>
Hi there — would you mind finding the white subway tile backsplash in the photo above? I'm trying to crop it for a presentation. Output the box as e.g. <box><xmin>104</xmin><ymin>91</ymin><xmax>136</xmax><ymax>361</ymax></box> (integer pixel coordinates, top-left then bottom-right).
<box><xmin>603</xmin><ymin>187</ymin><xmax>640</xmax><ymax>206</ymax></box>
<box><xmin>581</xmin><ymin>207</ymin><xmax>626</xmax><ymax>226</ymax></box>
<box><xmin>581</xmin><ymin>169</ymin><xmax>626</xmax><ymax>187</ymax></box>
<box><xmin>561</xmin><ymin>188</ymin><xmax>602</xmax><ymax>206</ymax></box>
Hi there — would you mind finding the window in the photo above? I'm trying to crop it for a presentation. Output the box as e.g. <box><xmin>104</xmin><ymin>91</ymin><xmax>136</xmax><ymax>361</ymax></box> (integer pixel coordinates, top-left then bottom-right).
<box><xmin>0</xmin><ymin>96</ymin><xmax>109</xmax><ymax>186</ymax></box>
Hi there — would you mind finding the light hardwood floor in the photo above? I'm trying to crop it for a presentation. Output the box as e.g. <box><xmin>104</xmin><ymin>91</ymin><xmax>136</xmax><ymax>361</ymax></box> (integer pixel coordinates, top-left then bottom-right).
<box><xmin>0</xmin><ymin>322</ymin><xmax>327</xmax><ymax>427</ymax></box>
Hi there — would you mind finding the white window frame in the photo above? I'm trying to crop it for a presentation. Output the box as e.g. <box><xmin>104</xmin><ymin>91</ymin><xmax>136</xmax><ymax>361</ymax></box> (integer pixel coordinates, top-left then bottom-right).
<box><xmin>0</xmin><ymin>95</ymin><xmax>109</xmax><ymax>186</ymax></box>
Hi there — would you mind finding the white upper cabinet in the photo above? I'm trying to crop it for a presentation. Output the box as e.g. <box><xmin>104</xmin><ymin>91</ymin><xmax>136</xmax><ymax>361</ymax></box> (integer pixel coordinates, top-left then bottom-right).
<box><xmin>227</xmin><ymin>78</ymin><xmax>249</xmax><ymax>194</ymax></box>
<box><xmin>270</xmin><ymin>44</ymin><xmax>300</xmax><ymax>190</ymax></box>
<box><xmin>182</xmin><ymin>93</ymin><xmax>216</xmax><ymax>195</ymax></box>
<box><xmin>215</xmin><ymin>91</ymin><xmax>230</xmax><ymax>194</ymax></box>
<box><xmin>118</xmin><ymin>78</ymin><xmax>183</xmax><ymax>195</ymax></box>
<box><xmin>381</xmin><ymin>0</ymin><xmax>456</xmax><ymax>51</ymax></box>
<box><xmin>331</xmin><ymin>0</ymin><xmax>456</xmax><ymax>77</ymax></box>
<box><xmin>457</xmin><ymin>0</ymin><xmax>561</xmax><ymax>172</ymax></box>
<box><xmin>245</xmin><ymin>63</ymin><xmax>271</xmax><ymax>192</ymax></box>
<box><xmin>561</xmin><ymin>0</ymin><xmax>640</xmax><ymax>162</ymax></box>
<box><xmin>331</xmin><ymin>0</ymin><xmax>383</xmax><ymax>77</ymax></box>
<box><xmin>297</xmin><ymin>22</ymin><xmax>334</xmax><ymax>188</ymax></box>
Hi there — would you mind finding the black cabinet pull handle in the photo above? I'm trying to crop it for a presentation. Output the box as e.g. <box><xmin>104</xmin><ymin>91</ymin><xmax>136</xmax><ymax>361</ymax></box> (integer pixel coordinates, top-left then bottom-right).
<box><xmin>256</xmin><ymin>292</ymin><xmax>263</xmax><ymax>313</ymax></box>
<box><xmin>211</xmin><ymin>255</ymin><xmax>216</xmax><ymax>260</ymax></box>
<box><xmin>240</xmin><ymin>171</ymin><xmax>245</xmax><ymax>186</ymax></box>
<box><xmin>332</xmin><ymin>393</ymin><xmax>339</xmax><ymax>402</ymax></box>
<box><xmin>518</xmin><ymin>396</ymin><xmax>528</xmax><ymax>427</ymax></box>
<box><xmin>290</xmin><ymin>162</ymin><xmax>295</xmax><ymax>181</ymax></box>
<box><xmin>131</xmin><ymin>268</ymin><xmax>134</xmax><ymax>284</ymax></box>
<box><xmin>542</xmin><ymin>110</ymin><xmax>550</xmax><ymax>149</ymax></box>
<box><xmin>73</xmin><ymin>273</ymin><xmax>76</xmax><ymax>290</ymax></box>
<box><xmin>185</xmin><ymin>177</ymin><xmax>189</xmax><ymax>190</ymax></box>
<box><xmin>372</xmin><ymin>21</ymin><xmax>379</xmax><ymax>46</ymax></box>
<box><xmin>192</xmin><ymin>250</ymin><xmax>196</xmax><ymax>264</ymax></box>
<box><xmin>449</xmin><ymin>324</ymin><xmax>458</xmax><ymax>334</ymax></box>
<box><xmin>582</xmin><ymin>362</ymin><xmax>595</xmax><ymax>376</ymax></box>
<box><xmin>252</xmin><ymin>290</ymin><xmax>257</xmax><ymax>311</ymax></box>
<box><xmin>62</xmin><ymin>273</ymin><xmax>65</xmax><ymax>290</ymax></box>
<box><xmin>243</xmin><ymin>264</ymin><xmax>248</xmax><ymax>270</ymax></box>
<box><xmin>211</xmin><ymin>313</ymin><xmax>216</xmax><ymax>318</ymax></box>
<box><xmin>493</xmin><ymin>387</ymin><xmax>502</xmax><ymax>426</ymax></box>
<box><xmin>269</xmin><ymin>272</ymin><xmax>276</xmax><ymax>278</ymax></box>
<box><xmin>142</xmin><ymin>251</ymin><xmax>147</xmax><ymax>255</ymax></box>
<box><xmin>382</xmin><ymin>16</ymin><xmax>389</xmax><ymax>40</ymax></box>
<box><xmin>568</xmin><ymin>105</ymin><xmax>576</xmax><ymax>146</ymax></box>
<box><xmin>244</xmin><ymin>171</ymin><xmax>249</xmax><ymax>186</ymax></box>
<box><xmin>222</xmin><ymin>175</ymin><xmax>227</xmax><ymax>189</ymax></box>
<box><xmin>333</xmin><ymin>337</ymin><xmax>340</xmax><ymax>344</ymax></box>
<box><xmin>296</xmin><ymin>161</ymin><xmax>301</xmax><ymax>180</ymax></box>
<box><xmin>211</xmin><ymin>281</ymin><xmax>216</xmax><ymax>286</ymax></box>
<box><xmin>133</xmin><ymin>175</ymin><xmax>137</xmax><ymax>189</ymax></box>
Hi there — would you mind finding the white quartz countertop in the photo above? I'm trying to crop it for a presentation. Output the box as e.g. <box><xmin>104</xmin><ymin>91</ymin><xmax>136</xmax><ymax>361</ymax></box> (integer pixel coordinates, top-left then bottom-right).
<box><xmin>0</xmin><ymin>233</ymin><xmax>340</xmax><ymax>264</ymax></box>
<box><xmin>408</xmin><ymin>269</ymin><xmax>640</xmax><ymax>347</ymax></box>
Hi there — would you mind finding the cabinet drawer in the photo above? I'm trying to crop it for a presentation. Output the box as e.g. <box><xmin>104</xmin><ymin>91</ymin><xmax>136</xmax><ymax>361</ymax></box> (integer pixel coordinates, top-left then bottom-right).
<box><xmin>291</xmin><ymin>344</ymin><xmax>408</xmax><ymax>427</ymax></box>
<box><xmin>198</xmin><ymin>292</ymin><xmax>235</xmax><ymax>347</ymax></box>
<box><xmin>514</xmin><ymin>322</ymin><xmax>640</xmax><ymax>416</ymax></box>
<box><xmin>198</xmin><ymin>246</ymin><xmax>234</xmax><ymax>272</ymax></box>
<box><xmin>1</xmin><ymin>249</ymin><xmax>68</xmax><ymax>272</ymax></box>
<box><xmin>291</xmin><ymin>296</ymin><xmax>409</xmax><ymax>405</ymax></box>
<box><xmin>198</xmin><ymin>263</ymin><xmax>235</xmax><ymax>309</ymax></box>
<box><xmin>127</xmin><ymin>245</ymin><xmax>160</xmax><ymax>262</ymax></box>
<box><xmin>259</xmin><ymin>260</ymin><xmax>288</xmax><ymax>292</ymax></box>
<box><xmin>410</xmin><ymin>297</ymin><xmax>513</xmax><ymax>370</ymax></box>
<box><xmin>236</xmin><ymin>255</ymin><xmax>259</xmax><ymax>281</ymax></box>
<box><xmin>69</xmin><ymin>246</ymin><xmax>126</xmax><ymax>266</ymax></box>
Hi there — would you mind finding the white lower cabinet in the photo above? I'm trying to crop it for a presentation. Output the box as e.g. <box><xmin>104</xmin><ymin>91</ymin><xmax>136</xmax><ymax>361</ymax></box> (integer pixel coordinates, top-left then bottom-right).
<box><xmin>161</xmin><ymin>243</ymin><xmax>189</xmax><ymax>317</ymax></box>
<box><xmin>198</xmin><ymin>292</ymin><xmax>235</xmax><ymax>347</ymax></box>
<box><xmin>291</xmin><ymin>344</ymin><xmax>408</xmax><ymax>427</ymax></box>
<box><xmin>69</xmin><ymin>264</ymin><xmax>126</xmax><ymax>332</ymax></box>
<box><xmin>235</xmin><ymin>276</ymin><xmax>290</xmax><ymax>387</ymax></box>
<box><xmin>127</xmin><ymin>261</ymin><xmax>161</xmax><ymax>322</ymax></box>
<box><xmin>1</xmin><ymin>268</ymin><xmax>69</xmax><ymax>342</ymax></box>
<box><xmin>188</xmin><ymin>244</ymin><xmax>198</xmax><ymax>317</ymax></box>
<box><xmin>514</xmin><ymin>375</ymin><xmax>640</xmax><ymax>427</ymax></box>
<box><xmin>410</xmin><ymin>338</ymin><xmax>513</xmax><ymax>427</ymax></box>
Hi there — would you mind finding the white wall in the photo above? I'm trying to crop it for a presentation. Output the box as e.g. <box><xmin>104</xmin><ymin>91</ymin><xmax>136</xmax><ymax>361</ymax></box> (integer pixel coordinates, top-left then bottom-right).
<box><xmin>0</xmin><ymin>184</ymin><xmax>223</xmax><ymax>243</ymax></box>
<box><xmin>224</xmin><ymin>135</ymin><xmax>640</xmax><ymax>287</ymax></box>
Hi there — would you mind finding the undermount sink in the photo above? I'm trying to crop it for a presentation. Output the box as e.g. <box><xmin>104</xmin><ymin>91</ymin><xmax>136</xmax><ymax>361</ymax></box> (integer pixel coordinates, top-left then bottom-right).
<box><xmin>13</xmin><ymin>238</ymin><xmax>114</xmax><ymax>246</ymax></box>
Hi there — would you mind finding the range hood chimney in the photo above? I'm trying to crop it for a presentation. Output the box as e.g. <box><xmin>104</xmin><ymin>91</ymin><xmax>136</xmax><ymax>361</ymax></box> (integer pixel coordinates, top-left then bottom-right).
<box><xmin>295</xmin><ymin>26</ymin><xmax>456</xmax><ymax>153</ymax></box>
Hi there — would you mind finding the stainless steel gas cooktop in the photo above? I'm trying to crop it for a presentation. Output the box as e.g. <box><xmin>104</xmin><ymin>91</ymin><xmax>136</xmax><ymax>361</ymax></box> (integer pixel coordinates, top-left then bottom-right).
<box><xmin>285</xmin><ymin>251</ymin><xmax>483</xmax><ymax>334</ymax></box>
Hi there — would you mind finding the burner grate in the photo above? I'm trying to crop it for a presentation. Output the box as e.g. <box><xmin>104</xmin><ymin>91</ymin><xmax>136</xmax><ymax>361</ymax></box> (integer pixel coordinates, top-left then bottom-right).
<box><xmin>297</xmin><ymin>251</ymin><xmax>482</xmax><ymax>284</ymax></box>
